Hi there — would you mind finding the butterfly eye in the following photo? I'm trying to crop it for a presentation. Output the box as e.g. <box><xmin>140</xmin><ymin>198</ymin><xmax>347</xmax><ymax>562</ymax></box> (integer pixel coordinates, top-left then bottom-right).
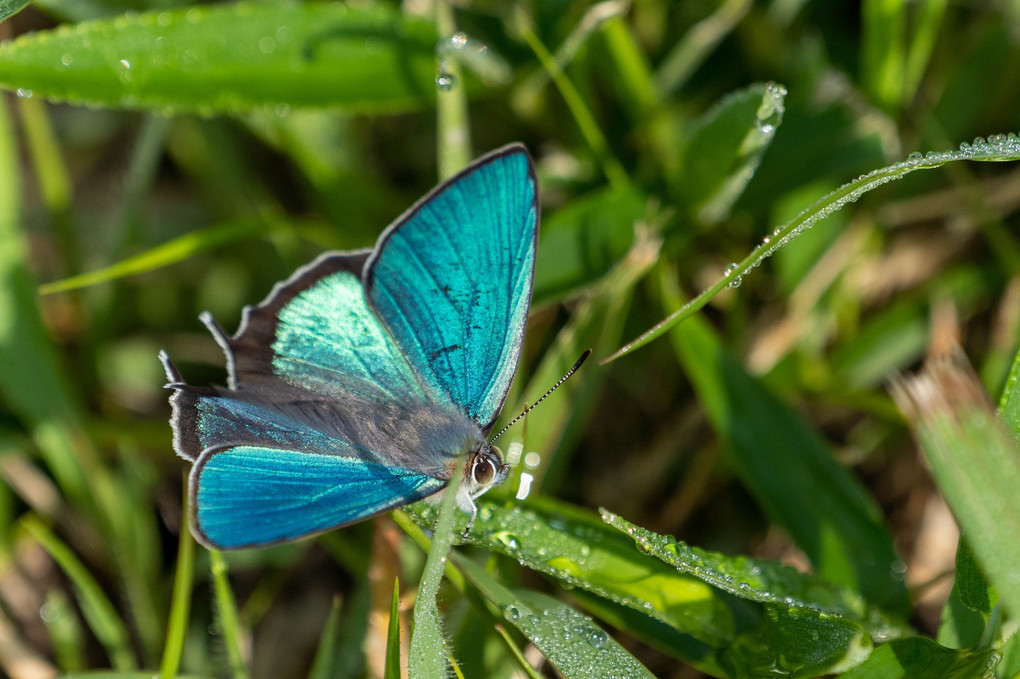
<box><xmin>472</xmin><ymin>457</ymin><xmax>496</xmax><ymax>486</ymax></box>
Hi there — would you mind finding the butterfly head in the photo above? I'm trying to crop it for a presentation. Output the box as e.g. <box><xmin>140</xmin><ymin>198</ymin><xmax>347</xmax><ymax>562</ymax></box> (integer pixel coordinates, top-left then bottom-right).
<box><xmin>464</xmin><ymin>443</ymin><xmax>509</xmax><ymax>499</ymax></box>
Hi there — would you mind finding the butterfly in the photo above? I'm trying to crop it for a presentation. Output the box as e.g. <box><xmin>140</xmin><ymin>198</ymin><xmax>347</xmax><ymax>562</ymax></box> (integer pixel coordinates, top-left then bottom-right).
<box><xmin>159</xmin><ymin>144</ymin><xmax>538</xmax><ymax>549</ymax></box>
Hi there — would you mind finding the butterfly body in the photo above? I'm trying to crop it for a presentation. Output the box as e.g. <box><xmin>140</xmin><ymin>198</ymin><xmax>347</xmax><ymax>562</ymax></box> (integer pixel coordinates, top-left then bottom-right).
<box><xmin>161</xmin><ymin>145</ymin><xmax>535</xmax><ymax>549</ymax></box>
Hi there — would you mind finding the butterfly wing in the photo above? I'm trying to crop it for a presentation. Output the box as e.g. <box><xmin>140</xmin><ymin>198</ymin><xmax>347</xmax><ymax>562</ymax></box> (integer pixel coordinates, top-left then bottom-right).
<box><xmin>366</xmin><ymin>144</ymin><xmax>538</xmax><ymax>431</ymax></box>
<box><xmin>191</xmin><ymin>445</ymin><xmax>444</xmax><ymax>548</ymax></box>
<box><xmin>213</xmin><ymin>251</ymin><xmax>429</xmax><ymax>405</ymax></box>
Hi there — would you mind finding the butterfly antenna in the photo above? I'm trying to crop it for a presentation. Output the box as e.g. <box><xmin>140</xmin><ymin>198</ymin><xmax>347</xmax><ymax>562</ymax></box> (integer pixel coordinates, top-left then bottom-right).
<box><xmin>489</xmin><ymin>349</ymin><xmax>592</xmax><ymax>445</ymax></box>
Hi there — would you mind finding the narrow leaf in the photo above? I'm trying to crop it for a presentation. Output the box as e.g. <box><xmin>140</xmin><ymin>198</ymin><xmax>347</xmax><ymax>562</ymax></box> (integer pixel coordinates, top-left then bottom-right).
<box><xmin>891</xmin><ymin>349</ymin><xmax>1020</xmax><ymax>621</ymax></box>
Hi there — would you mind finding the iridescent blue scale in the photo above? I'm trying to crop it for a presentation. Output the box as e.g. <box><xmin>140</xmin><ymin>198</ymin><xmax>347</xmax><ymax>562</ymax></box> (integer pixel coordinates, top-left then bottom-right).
<box><xmin>160</xmin><ymin>145</ymin><xmax>537</xmax><ymax>549</ymax></box>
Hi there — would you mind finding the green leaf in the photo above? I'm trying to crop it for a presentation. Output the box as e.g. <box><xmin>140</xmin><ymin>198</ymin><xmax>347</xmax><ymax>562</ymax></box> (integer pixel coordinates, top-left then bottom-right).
<box><xmin>383</xmin><ymin>578</ymin><xmax>401</xmax><ymax>679</ymax></box>
<box><xmin>532</xmin><ymin>185</ymin><xmax>647</xmax><ymax>305</ymax></box>
<box><xmin>668</xmin><ymin>309</ymin><xmax>910</xmax><ymax>614</ymax></box>
<box><xmin>453</xmin><ymin>555</ymin><xmax>655</xmax><ymax>678</ymax></box>
<box><xmin>936</xmin><ymin>539</ymin><xmax>989</xmax><ymax>649</ymax></box>
<box><xmin>0</xmin><ymin>0</ymin><xmax>31</xmax><ymax>25</ymax></box>
<box><xmin>22</xmin><ymin>516</ymin><xmax>136</xmax><ymax>671</ymax></box>
<box><xmin>674</xmin><ymin>82</ymin><xmax>786</xmax><ymax>224</ymax></box>
<box><xmin>306</xmin><ymin>596</ymin><xmax>344</xmax><ymax>679</ymax></box>
<box><xmin>839</xmin><ymin>637</ymin><xmax>999</xmax><ymax>679</ymax></box>
<box><xmin>602</xmin><ymin>511</ymin><xmax>879</xmax><ymax>678</ymax></box>
<box><xmin>891</xmin><ymin>353</ymin><xmax>1020</xmax><ymax>623</ymax></box>
<box><xmin>0</xmin><ymin>3</ymin><xmax>437</xmax><ymax>113</ymax></box>
<box><xmin>410</xmin><ymin>496</ymin><xmax>737</xmax><ymax>649</ymax></box>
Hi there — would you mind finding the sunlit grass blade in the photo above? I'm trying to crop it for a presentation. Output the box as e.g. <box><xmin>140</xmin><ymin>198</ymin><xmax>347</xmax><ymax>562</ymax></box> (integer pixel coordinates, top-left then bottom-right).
<box><xmin>453</xmin><ymin>555</ymin><xmax>655</xmax><ymax>678</ymax></box>
<box><xmin>307</xmin><ymin>596</ymin><xmax>344</xmax><ymax>679</ymax></box>
<box><xmin>656</xmin><ymin>0</ymin><xmax>752</xmax><ymax>95</ymax></box>
<box><xmin>891</xmin><ymin>349</ymin><xmax>1020</xmax><ymax>622</ymax></box>
<box><xmin>39</xmin><ymin>218</ymin><xmax>275</xmax><ymax>294</ymax></box>
<box><xmin>158</xmin><ymin>483</ymin><xmax>195</xmax><ymax>679</ymax></box>
<box><xmin>21</xmin><ymin>516</ymin><xmax>136</xmax><ymax>671</ymax></box>
<box><xmin>667</xmin><ymin>305</ymin><xmax>909</xmax><ymax>614</ymax></box>
<box><xmin>383</xmin><ymin>578</ymin><xmax>401</xmax><ymax>679</ymax></box>
<box><xmin>603</xmin><ymin>133</ymin><xmax>1020</xmax><ymax>363</ymax></box>
<box><xmin>208</xmin><ymin>550</ymin><xmax>249</xmax><ymax>679</ymax></box>
<box><xmin>0</xmin><ymin>4</ymin><xmax>437</xmax><ymax>113</ymax></box>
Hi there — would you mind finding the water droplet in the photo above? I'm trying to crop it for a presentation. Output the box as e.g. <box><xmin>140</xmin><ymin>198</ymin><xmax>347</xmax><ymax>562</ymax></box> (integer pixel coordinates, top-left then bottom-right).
<box><xmin>259</xmin><ymin>36</ymin><xmax>277</xmax><ymax>54</ymax></box>
<box><xmin>907</xmin><ymin>151</ymin><xmax>923</xmax><ymax>162</ymax></box>
<box><xmin>523</xmin><ymin>451</ymin><xmax>541</xmax><ymax>469</ymax></box>
<box><xmin>492</xmin><ymin>531</ymin><xmax>520</xmax><ymax>551</ymax></box>
<box><xmin>450</xmin><ymin>32</ymin><xmax>468</xmax><ymax>49</ymax></box>
<box><xmin>587</xmin><ymin>628</ymin><xmax>608</xmax><ymax>649</ymax></box>
<box><xmin>503</xmin><ymin>604</ymin><xmax>521</xmax><ymax>621</ymax></box>
<box><xmin>157</xmin><ymin>12</ymin><xmax>173</xmax><ymax>27</ymax></box>
<box><xmin>526</xmin><ymin>615</ymin><xmax>541</xmax><ymax>628</ymax></box>
<box><xmin>15</xmin><ymin>88</ymin><xmax>32</xmax><ymax>98</ymax></box>
<box><xmin>436</xmin><ymin>73</ymin><xmax>456</xmax><ymax>90</ymax></box>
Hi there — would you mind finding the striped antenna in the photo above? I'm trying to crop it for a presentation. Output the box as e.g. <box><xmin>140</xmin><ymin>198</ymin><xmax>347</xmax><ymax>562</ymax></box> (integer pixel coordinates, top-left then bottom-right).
<box><xmin>489</xmin><ymin>349</ymin><xmax>592</xmax><ymax>444</ymax></box>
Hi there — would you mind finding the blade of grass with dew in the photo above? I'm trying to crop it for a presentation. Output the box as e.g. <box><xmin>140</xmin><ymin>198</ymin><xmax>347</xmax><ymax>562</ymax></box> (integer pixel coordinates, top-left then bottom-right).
<box><xmin>39</xmin><ymin>217</ymin><xmax>275</xmax><ymax>294</ymax></box>
<box><xmin>603</xmin><ymin>134</ymin><xmax>1020</xmax><ymax>363</ymax></box>
<box><xmin>408</xmin><ymin>462</ymin><xmax>463</xmax><ymax>677</ymax></box>
<box><xmin>666</xmin><ymin>278</ymin><xmax>910</xmax><ymax>614</ymax></box>
<box><xmin>21</xmin><ymin>516</ymin><xmax>136</xmax><ymax>670</ymax></box>
<box><xmin>384</xmin><ymin>578</ymin><xmax>401</xmax><ymax>679</ymax></box>
<box><xmin>158</xmin><ymin>482</ymin><xmax>195</xmax><ymax>679</ymax></box>
<box><xmin>453</xmin><ymin>554</ymin><xmax>655</xmax><ymax>678</ymax></box>
<box><xmin>839</xmin><ymin>636</ymin><xmax>1000</xmax><ymax>679</ymax></box>
<box><xmin>890</xmin><ymin>352</ymin><xmax>1020</xmax><ymax>621</ymax></box>
<box><xmin>208</xmin><ymin>550</ymin><xmax>250</xmax><ymax>679</ymax></box>
<box><xmin>672</xmin><ymin>82</ymin><xmax>785</xmax><ymax>225</ymax></box>
<box><xmin>0</xmin><ymin>4</ymin><xmax>438</xmax><ymax>113</ymax></box>
<box><xmin>434</xmin><ymin>0</ymin><xmax>470</xmax><ymax>180</ymax></box>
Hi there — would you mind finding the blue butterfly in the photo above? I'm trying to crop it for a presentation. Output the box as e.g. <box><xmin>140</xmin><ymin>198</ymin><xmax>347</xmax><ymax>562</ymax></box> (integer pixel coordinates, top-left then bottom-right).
<box><xmin>159</xmin><ymin>144</ymin><xmax>537</xmax><ymax>549</ymax></box>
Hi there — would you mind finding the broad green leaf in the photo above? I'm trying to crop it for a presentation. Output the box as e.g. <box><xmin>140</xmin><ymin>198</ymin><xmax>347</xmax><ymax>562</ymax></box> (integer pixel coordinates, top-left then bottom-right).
<box><xmin>601</xmin><ymin>510</ymin><xmax>901</xmax><ymax>638</ymax></box>
<box><xmin>410</xmin><ymin>497</ymin><xmax>737</xmax><ymax>649</ymax></box>
<box><xmin>673</xmin><ymin>82</ymin><xmax>786</xmax><ymax>224</ymax></box>
<box><xmin>996</xmin><ymin>338</ymin><xmax>1020</xmax><ymax>439</ymax></box>
<box><xmin>532</xmin><ymin>185</ymin><xmax>647</xmax><ymax>305</ymax></box>
<box><xmin>891</xmin><ymin>354</ymin><xmax>1020</xmax><ymax>622</ymax></box>
<box><xmin>603</xmin><ymin>511</ymin><xmax>879</xmax><ymax>678</ymax></box>
<box><xmin>839</xmin><ymin>637</ymin><xmax>999</xmax><ymax>679</ymax></box>
<box><xmin>453</xmin><ymin>555</ymin><xmax>655</xmax><ymax>678</ymax></box>
<box><xmin>0</xmin><ymin>3</ymin><xmax>437</xmax><ymax>113</ymax></box>
<box><xmin>669</xmin><ymin>308</ymin><xmax>910</xmax><ymax>614</ymax></box>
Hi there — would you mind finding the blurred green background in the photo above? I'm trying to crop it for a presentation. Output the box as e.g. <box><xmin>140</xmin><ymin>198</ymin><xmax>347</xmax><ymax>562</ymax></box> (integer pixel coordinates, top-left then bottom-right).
<box><xmin>0</xmin><ymin>0</ymin><xmax>1019</xmax><ymax>677</ymax></box>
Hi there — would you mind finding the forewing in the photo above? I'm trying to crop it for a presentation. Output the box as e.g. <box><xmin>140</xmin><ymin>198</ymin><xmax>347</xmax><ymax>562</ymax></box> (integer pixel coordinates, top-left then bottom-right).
<box><xmin>366</xmin><ymin>144</ymin><xmax>538</xmax><ymax>432</ymax></box>
<box><xmin>218</xmin><ymin>251</ymin><xmax>427</xmax><ymax>404</ymax></box>
<box><xmin>191</xmin><ymin>444</ymin><xmax>445</xmax><ymax>549</ymax></box>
